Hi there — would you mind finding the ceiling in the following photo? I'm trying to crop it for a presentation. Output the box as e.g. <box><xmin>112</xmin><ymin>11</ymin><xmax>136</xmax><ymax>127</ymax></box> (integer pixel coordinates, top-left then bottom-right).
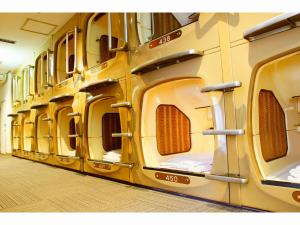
<box><xmin>0</xmin><ymin>13</ymin><xmax>74</xmax><ymax>74</ymax></box>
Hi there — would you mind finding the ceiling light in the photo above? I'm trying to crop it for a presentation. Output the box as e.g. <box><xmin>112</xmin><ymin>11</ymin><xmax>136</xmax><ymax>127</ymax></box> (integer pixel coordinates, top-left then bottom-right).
<box><xmin>21</xmin><ymin>18</ymin><xmax>57</xmax><ymax>35</ymax></box>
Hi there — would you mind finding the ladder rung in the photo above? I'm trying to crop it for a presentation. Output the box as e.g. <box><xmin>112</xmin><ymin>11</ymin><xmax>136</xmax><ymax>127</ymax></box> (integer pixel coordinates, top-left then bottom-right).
<box><xmin>68</xmin><ymin>134</ymin><xmax>81</xmax><ymax>138</ymax></box>
<box><xmin>111</xmin><ymin>102</ymin><xmax>132</xmax><ymax>108</ymax></box>
<box><xmin>112</xmin><ymin>132</ymin><xmax>132</xmax><ymax>138</ymax></box>
<box><xmin>25</xmin><ymin>136</ymin><xmax>34</xmax><ymax>139</ymax></box>
<box><xmin>42</xmin><ymin>117</ymin><xmax>53</xmax><ymax>122</ymax></box>
<box><xmin>42</xmin><ymin>135</ymin><xmax>53</xmax><ymax>139</ymax></box>
<box><xmin>43</xmin><ymin>84</ymin><xmax>54</xmax><ymax>88</ymax></box>
<box><xmin>201</xmin><ymin>81</ymin><xmax>241</xmax><ymax>93</ymax></box>
<box><xmin>67</xmin><ymin>112</ymin><xmax>81</xmax><ymax>117</ymax></box>
<box><xmin>113</xmin><ymin>162</ymin><xmax>134</xmax><ymax>169</ymax></box>
<box><xmin>202</xmin><ymin>129</ymin><xmax>244</xmax><ymax>136</ymax></box>
<box><xmin>25</xmin><ymin>121</ymin><xmax>34</xmax><ymax>125</ymax></box>
<box><xmin>204</xmin><ymin>172</ymin><xmax>248</xmax><ymax>184</ymax></box>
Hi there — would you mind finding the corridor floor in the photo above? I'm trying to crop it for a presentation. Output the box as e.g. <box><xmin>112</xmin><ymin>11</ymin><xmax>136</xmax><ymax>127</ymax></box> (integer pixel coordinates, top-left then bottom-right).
<box><xmin>0</xmin><ymin>155</ymin><xmax>249</xmax><ymax>212</ymax></box>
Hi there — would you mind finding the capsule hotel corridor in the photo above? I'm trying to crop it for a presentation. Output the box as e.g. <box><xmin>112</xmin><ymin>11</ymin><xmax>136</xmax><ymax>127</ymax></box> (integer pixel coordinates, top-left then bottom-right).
<box><xmin>0</xmin><ymin>155</ymin><xmax>246</xmax><ymax>212</ymax></box>
<box><xmin>2</xmin><ymin>2</ymin><xmax>300</xmax><ymax>220</ymax></box>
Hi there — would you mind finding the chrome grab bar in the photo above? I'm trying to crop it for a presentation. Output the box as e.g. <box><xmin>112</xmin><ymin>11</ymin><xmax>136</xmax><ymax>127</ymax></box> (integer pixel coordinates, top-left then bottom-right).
<box><xmin>67</xmin><ymin>112</ymin><xmax>81</xmax><ymax>117</ymax></box>
<box><xmin>42</xmin><ymin>135</ymin><xmax>53</xmax><ymax>139</ymax></box>
<box><xmin>27</xmin><ymin>65</ymin><xmax>35</xmax><ymax>97</ymax></box>
<box><xmin>88</xmin><ymin>159</ymin><xmax>134</xmax><ymax>169</ymax></box>
<box><xmin>25</xmin><ymin>136</ymin><xmax>34</xmax><ymax>139</ymax></box>
<box><xmin>68</xmin><ymin>134</ymin><xmax>82</xmax><ymax>138</ymax></box>
<box><xmin>113</xmin><ymin>162</ymin><xmax>134</xmax><ymax>169</ymax></box>
<box><xmin>56</xmin><ymin>155</ymin><xmax>80</xmax><ymax>160</ymax></box>
<box><xmin>40</xmin><ymin>51</ymin><xmax>46</xmax><ymax>90</ymax></box>
<box><xmin>42</xmin><ymin>117</ymin><xmax>53</xmax><ymax>122</ymax></box>
<box><xmin>66</xmin><ymin>26</ymin><xmax>80</xmax><ymax>75</ymax></box>
<box><xmin>112</xmin><ymin>132</ymin><xmax>132</xmax><ymax>138</ymax></box>
<box><xmin>108</xmin><ymin>13</ymin><xmax>128</xmax><ymax>52</ymax></box>
<box><xmin>44</xmin><ymin>49</ymin><xmax>54</xmax><ymax>88</ymax></box>
<box><xmin>202</xmin><ymin>129</ymin><xmax>245</xmax><ymax>136</ymax></box>
<box><xmin>204</xmin><ymin>173</ymin><xmax>248</xmax><ymax>184</ymax></box>
<box><xmin>151</xmin><ymin>13</ymin><xmax>155</xmax><ymax>39</ymax></box>
<box><xmin>111</xmin><ymin>102</ymin><xmax>132</xmax><ymax>108</ymax></box>
<box><xmin>200</xmin><ymin>81</ymin><xmax>242</xmax><ymax>93</ymax></box>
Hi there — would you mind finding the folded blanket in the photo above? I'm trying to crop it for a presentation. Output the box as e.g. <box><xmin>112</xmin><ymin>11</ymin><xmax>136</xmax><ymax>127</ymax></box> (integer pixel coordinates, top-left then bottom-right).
<box><xmin>289</xmin><ymin>168</ymin><xmax>300</xmax><ymax>178</ymax></box>
<box><xmin>288</xmin><ymin>176</ymin><xmax>300</xmax><ymax>183</ymax></box>
<box><xmin>103</xmin><ymin>150</ymin><xmax>121</xmax><ymax>162</ymax></box>
<box><xmin>159</xmin><ymin>161</ymin><xmax>211</xmax><ymax>172</ymax></box>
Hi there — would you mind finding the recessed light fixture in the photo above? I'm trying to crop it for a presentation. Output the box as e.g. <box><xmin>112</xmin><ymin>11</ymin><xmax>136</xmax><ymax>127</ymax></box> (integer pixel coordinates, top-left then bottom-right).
<box><xmin>0</xmin><ymin>38</ymin><xmax>16</xmax><ymax>44</ymax></box>
<box><xmin>21</xmin><ymin>18</ymin><xmax>57</xmax><ymax>36</ymax></box>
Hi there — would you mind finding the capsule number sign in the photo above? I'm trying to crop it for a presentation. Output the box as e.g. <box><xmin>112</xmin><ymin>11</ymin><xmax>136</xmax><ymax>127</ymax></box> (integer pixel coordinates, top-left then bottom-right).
<box><xmin>165</xmin><ymin>174</ymin><xmax>178</xmax><ymax>182</ymax></box>
<box><xmin>149</xmin><ymin>30</ymin><xmax>182</xmax><ymax>49</ymax></box>
<box><xmin>155</xmin><ymin>172</ymin><xmax>190</xmax><ymax>184</ymax></box>
<box><xmin>93</xmin><ymin>162</ymin><xmax>111</xmax><ymax>170</ymax></box>
<box><xmin>159</xmin><ymin>35</ymin><xmax>171</xmax><ymax>45</ymax></box>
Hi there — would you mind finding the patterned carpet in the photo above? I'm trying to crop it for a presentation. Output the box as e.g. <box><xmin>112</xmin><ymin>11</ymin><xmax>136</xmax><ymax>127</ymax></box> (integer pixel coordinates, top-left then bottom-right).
<box><xmin>0</xmin><ymin>155</ymin><xmax>248</xmax><ymax>212</ymax></box>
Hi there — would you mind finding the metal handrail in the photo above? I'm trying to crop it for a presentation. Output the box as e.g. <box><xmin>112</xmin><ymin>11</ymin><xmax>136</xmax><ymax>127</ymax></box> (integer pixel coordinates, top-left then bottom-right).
<box><xmin>68</xmin><ymin>134</ymin><xmax>82</xmax><ymax>138</ymax></box>
<box><xmin>23</xmin><ymin>65</ymin><xmax>34</xmax><ymax>99</ymax></box>
<box><xmin>112</xmin><ymin>132</ymin><xmax>132</xmax><ymax>138</ymax></box>
<box><xmin>88</xmin><ymin>159</ymin><xmax>134</xmax><ymax>169</ymax></box>
<box><xmin>25</xmin><ymin>136</ymin><xmax>34</xmax><ymax>139</ymax></box>
<box><xmin>67</xmin><ymin>112</ymin><xmax>81</xmax><ymax>117</ymax></box>
<box><xmin>202</xmin><ymin>129</ymin><xmax>245</xmax><ymax>136</ymax></box>
<box><xmin>111</xmin><ymin>102</ymin><xmax>132</xmax><ymax>108</ymax></box>
<box><xmin>42</xmin><ymin>117</ymin><xmax>53</xmax><ymax>122</ymax></box>
<box><xmin>108</xmin><ymin>13</ymin><xmax>128</xmax><ymax>52</ymax></box>
<box><xmin>66</xmin><ymin>26</ymin><xmax>80</xmax><ymax>75</ymax></box>
<box><xmin>44</xmin><ymin>49</ymin><xmax>54</xmax><ymax>88</ymax></box>
<box><xmin>204</xmin><ymin>173</ymin><xmax>248</xmax><ymax>184</ymax></box>
<box><xmin>26</xmin><ymin>65</ymin><xmax>34</xmax><ymax>98</ymax></box>
<box><xmin>151</xmin><ymin>13</ymin><xmax>155</xmax><ymax>39</ymax></box>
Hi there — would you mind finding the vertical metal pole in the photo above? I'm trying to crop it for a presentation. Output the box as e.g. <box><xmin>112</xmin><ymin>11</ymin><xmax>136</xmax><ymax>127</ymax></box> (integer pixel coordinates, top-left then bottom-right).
<box><xmin>40</xmin><ymin>53</ymin><xmax>44</xmax><ymax>89</ymax></box>
<box><xmin>124</xmin><ymin>13</ymin><xmax>128</xmax><ymax>43</ymax></box>
<box><xmin>151</xmin><ymin>13</ymin><xmax>155</xmax><ymax>37</ymax></box>
<box><xmin>66</xmin><ymin>32</ymin><xmax>69</xmax><ymax>74</ymax></box>
<box><xmin>46</xmin><ymin>50</ymin><xmax>49</xmax><ymax>85</ymax></box>
<box><xmin>108</xmin><ymin>13</ymin><xmax>112</xmax><ymax>51</ymax></box>
<box><xmin>74</xmin><ymin>26</ymin><xmax>77</xmax><ymax>72</ymax></box>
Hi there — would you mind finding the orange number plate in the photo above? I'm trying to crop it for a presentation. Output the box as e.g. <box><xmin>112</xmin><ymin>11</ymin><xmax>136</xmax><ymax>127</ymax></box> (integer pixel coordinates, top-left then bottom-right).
<box><xmin>155</xmin><ymin>172</ymin><xmax>190</xmax><ymax>184</ymax></box>
<box><xmin>149</xmin><ymin>30</ymin><xmax>182</xmax><ymax>49</ymax></box>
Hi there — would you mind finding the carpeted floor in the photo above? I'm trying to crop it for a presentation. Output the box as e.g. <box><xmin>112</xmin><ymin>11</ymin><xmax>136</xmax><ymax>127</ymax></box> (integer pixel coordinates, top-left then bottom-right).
<box><xmin>0</xmin><ymin>155</ymin><xmax>249</xmax><ymax>212</ymax></box>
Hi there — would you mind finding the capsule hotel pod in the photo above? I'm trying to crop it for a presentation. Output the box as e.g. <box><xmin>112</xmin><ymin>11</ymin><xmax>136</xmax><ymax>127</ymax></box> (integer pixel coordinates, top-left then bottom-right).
<box><xmin>2</xmin><ymin>12</ymin><xmax>300</xmax><ymax>212</ymax></box>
